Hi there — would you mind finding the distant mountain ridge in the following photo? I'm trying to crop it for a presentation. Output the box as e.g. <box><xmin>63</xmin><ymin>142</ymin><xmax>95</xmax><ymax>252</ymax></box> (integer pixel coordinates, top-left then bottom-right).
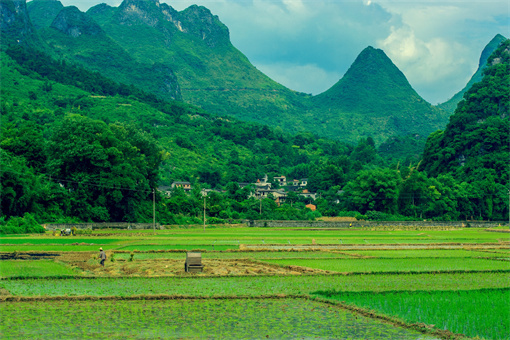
<box><xmin>313</xmin><ymin>46</ymin><xmax>446</xmax><ymax>139</ymax></box>
<box><xmin>2</xmin><ymin>0</ymin><xmax>498</xmax><ymax>145</ymax></box>
<box><xmin>438</xmin><ymin>34</ymin><xmax>507</xmax><ymax>113</ymax></box>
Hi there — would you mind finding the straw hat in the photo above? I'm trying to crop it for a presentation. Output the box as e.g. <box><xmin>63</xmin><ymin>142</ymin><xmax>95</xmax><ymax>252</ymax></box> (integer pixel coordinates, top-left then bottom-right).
<box><xmin>99</xmin><ymin>247</ymin><xmax>103</xmax><ymax>250</ymax></box>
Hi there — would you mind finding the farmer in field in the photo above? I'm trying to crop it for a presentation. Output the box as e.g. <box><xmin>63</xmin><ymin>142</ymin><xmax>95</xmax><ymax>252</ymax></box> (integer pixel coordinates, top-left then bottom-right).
<box><xmin>99</xmin><ymin>247</ymin><xmax>106</xmax><ymax>267</ymax></box>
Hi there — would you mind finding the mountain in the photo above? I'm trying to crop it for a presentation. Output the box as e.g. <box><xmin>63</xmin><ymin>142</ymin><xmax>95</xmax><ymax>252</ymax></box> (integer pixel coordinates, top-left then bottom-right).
<box><xmin>10</xmin><ymin>0</ymin><xmax>447</xmax><ymax>144</ymax></box>
<box><xmin>25</xmin><ymin>0</ymin><xmax>63</xmax><ymax>29</ymax></box>
<box><xmin>311</xmin><ymin>46</ymin><xmax>448</xmax><ymax>142</ymax></box>
<box><xmin>27</xmin><ymin>1</ymin><xmax>181</xmax><ymax>100</ymax></box>
<box><xmin>25</xmin><ymin>0</ymin><xmax>299</xmax><ymax>127</ymax></box>
<box><xmin>438</xmin><ymin>34</ymin><xmax>507</xmax><ymax>114</ymax></box>
<box><xmin>0</xmin><ymin>0</ymin><xmax>42</xmax><ymax>47</ymax></box>
<box><xmin>0</xmin><ymin>45</ymin><xmax>361</xmax><ymax>221</ymax></box>
<box><xmin>85</xmin><ymin>0</ymin><xmax>302</xmax><ymax>127</ymax></box>
<box><xmin>422</xmin><ymin>39</ymin><xmax>509</xmax><ymax>183</ymax></box>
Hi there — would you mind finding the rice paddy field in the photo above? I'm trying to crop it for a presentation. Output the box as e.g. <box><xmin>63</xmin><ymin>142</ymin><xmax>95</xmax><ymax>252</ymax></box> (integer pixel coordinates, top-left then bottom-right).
<box><xmin>0</xmin><ymin>225</ymin><xmax>509</xmax><ymax>339</ymax></box>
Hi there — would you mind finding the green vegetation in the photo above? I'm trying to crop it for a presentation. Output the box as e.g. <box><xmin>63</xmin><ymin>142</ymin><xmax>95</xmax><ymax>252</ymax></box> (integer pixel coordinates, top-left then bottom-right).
<box><xmin>263</xmin><ymin>257</ymin><xmax>510</xmax><ymax>273</ymax></box>
<box><xmin>0</xmin><ymin>227</ymin><xmax>509</xmax><ymax>339</ymax></box>
<box><xmin>422</xmin><ymin>40</ymin><xmax>510</xmax><ymax>222</ymax></box>
<box><xmin>342</xmin><ymin>249</ymin><xmax>509</xmax><ymax>258</ymax></box>
<box><xmin>0</xmin><ymin>213</ymin><xmax>44</xmax><ymax>235</ymax></box>
<box><xmin>0</xmin><ymin>298</ymin><xmax>435</xmax><ymax>340</ymax></box>
<box><xmin>2</xmin><ymin>1</ymin><xmax>509</xmax><ymax>226</ymax></box>
<box><xmin>438</xmin><ymin>34</ymin><xmax>507</xmax><ymax>114</ymax></box>
<box><xmin>0</xmin><ymin>260</ymin><xmax>78</xmax><ymax>277</ymax></box>
<box><xmin>21</xmin><ymin>0</ymin><xmax>448</xmax><ymax>146</ymax></box>
<box><xmin>313</xmin><ymin>46</ymin><xmax>448</xmax><ymax>142</ymax></box>
<box><xmin>3</xmin><ymin>272</ymin><xmax>509</xmax><ymax>296</ymax></box>
<box><xmin>314</xmin><ymin>289</ymin><xmax>510</xmax><ymax>340</ymax></box>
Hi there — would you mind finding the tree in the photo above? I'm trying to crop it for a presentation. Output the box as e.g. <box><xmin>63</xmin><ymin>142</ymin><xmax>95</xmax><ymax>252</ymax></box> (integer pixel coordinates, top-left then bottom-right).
<box><xmin>342</xmin><ymin>168</ymin><xmax>401</xmax><ymax>214</ymax></box>
<box><xmin>46</xmin><ymin>115</ymin><xmax>162</xmax><ymax>222</ymax></box>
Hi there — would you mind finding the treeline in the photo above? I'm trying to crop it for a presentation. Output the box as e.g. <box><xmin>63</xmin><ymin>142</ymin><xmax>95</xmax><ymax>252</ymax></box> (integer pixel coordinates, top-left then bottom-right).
<box><xmin>0</xmin><ymin>40</ymin><xmax>508</xmax><ymax>233</ymax></box>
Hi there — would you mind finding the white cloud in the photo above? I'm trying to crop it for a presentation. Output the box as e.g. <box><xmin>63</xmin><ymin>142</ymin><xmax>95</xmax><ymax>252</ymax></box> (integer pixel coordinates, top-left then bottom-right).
<box><xmin>377</xmin><ymin>26</ymin><xmax>472</xmax><ymax>103</ymax></box>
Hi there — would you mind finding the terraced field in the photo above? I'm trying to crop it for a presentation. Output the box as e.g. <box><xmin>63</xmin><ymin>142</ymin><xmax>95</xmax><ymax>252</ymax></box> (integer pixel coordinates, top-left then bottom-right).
<box><xmin>1</xmin><ymin>226</ymin><xmax>509</xmax><ymax>339</ymax></box>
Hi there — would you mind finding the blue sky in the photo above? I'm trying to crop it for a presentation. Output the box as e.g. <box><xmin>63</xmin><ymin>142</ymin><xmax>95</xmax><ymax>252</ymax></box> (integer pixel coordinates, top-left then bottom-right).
<box><xmin>60</xmin><ymin>0</ymin><xmax>509</xmax><ymax>104</ymax></box>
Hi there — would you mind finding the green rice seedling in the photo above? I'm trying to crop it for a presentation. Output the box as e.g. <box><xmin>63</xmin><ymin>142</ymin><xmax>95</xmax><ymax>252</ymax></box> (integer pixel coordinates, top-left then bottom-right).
<box><xmin>313</xmin><ymin>288</ymin><xmax>510</xmax><ymax>340</ymax></box>
<box><xmin>341</xmin><ymin>249</ymin><xmax>508</xmax><ymax>258</ymax></box>
<box><xmin>0</xmin><ymin>298</ymin><xmax>436</xmax><ymax>339</ymax></box>
<box><xmin>2</xmin><ymin>272</ymin><xmax>508</xmax><ymax>297</ymax></box>
<box><xmin>0</xmin><ymin>260</ymin><xmax>80</xmax><ymax>278</ymax></box>
<box><xmin>261</xmin><ymin>257</ymin><xmax>510</xmax><ymax>273</ymax></box>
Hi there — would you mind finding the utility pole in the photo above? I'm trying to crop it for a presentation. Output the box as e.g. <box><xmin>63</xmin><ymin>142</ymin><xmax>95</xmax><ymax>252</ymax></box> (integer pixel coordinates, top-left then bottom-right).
<box><xmin>152</xmin><ymin>189</ymin><xmax>156</xmax><ymax>234</ymax></box>
<box><xmin>259</xmin><ymin>197</ymin><xmax>262</xmax><ymax>215</ymax></box>
<box><xmin>203</xmin><ymin>196</ymin><xmax>206</xmax><ymax>231</ymax></box>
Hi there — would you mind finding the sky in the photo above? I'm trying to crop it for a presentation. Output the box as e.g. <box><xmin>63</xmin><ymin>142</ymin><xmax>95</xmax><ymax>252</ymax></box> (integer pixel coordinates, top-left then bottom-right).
<box><xmin>60</xmin><ymin>0</ymin><xmax>509</xmax><ymax>104</ymax></box>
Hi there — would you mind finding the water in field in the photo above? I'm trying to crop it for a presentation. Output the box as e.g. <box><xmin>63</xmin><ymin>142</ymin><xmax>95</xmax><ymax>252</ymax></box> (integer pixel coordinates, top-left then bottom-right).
<box><xmin>0</xmin><ymin>298</ymin><xmax>437</xmax><ymax>339</ymax></box>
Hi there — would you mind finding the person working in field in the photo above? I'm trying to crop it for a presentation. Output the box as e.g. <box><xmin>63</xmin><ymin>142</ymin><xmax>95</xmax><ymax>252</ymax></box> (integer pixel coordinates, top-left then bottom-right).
<box><xmin>99</xmin><ymin>247</ymin><xmax>106</xmax><ymax>267</ymax></box>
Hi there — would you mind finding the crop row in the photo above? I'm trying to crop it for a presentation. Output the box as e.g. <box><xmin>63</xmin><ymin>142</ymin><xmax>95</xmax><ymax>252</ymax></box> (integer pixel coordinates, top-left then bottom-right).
<box><xmin>1</xmin><ymin>227</ymin><xmax>506</xmax><ymax>245</ymax></box>
<box><xmin>340</xmin><ymin>249</ymin><xmax>510</xmax><ymax>258</ymax></box>
<box><xmin>0</xmin><ymin>298</ymin><xmax>434</xmax><ymax>339</ymax></box>
<box><xmin>0</xmin><ymin>260</ymin><xmax>78</xmax><ymax>278</ymax></box>
<box><xmin>313</xmin><ymin>288</ymin><xmax>510</xmax><ymax>340</ymax></box>
<box><xmin>261</xmin><ymin>257</ymin><xmax>510</xmax><ymax>273</ymax></box>
<box><xmin>1</xmin><ymin>272</ymin><xmax>508</xmax><ymax>297</ymax></box>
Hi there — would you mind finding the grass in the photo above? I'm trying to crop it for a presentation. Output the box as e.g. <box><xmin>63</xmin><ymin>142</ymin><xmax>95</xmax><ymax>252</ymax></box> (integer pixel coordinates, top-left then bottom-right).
<box><xmin>0</xmin><ymin>245</ymin><xmax>118</xmax><ymax>252</ymax></box>
<box><xmin>2</xmin><ymin>272</ymin><xmax>508</xmax><ymax>297</ymax></box>
<box><xmin>261</xmin><ymin>257</ymin><xmax>510</xmax><ymax>273</ymax></box>
<box><xmin>0</xmin><ymin>298</ymin><xmax>435</xmax><ymax>339</ymax></box>
<box><xmin>0</xmin><ymin>238</ymin><xmax>127</xmax><ymax>245</ymax></box>
<box><xmin>1</xmin><ymin>228</ymin><xmax>507</xmax><ymax>248</ymax></box>
<box><xmin>0</xmin><ymin>260</ymin><xmax>79</xmax><ymax>278</ymax></box>
<box><xmin>314</xmin><ymin>288</ymin><xmax>510</xmax><ymax>340</ymax></box>
<box><xmin>341</xmin><ymin>249</ymin><xmax>509</xmax><ymax>258</ymax></box>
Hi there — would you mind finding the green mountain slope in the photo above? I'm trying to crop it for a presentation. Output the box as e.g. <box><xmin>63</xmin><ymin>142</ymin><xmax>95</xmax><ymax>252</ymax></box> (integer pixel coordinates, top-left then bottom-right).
<box><xmin>422</xmin><ymin>39</ymin><xmax>509</xmax><ymax>184</ymax></box>
<box><xmin>1</xmin><ymin>45</ymin><xmax>356</xmax><ymax>188</ymax></box>
<box><xmin>13</xmin><ymin>0</ymin><xmax>450</xmax><ymax>145</ymax></box>
<box><xmin>86</xmin><ymin>0</ymin><xmax>305</xmax><ymax>128</ymax></box>
<box><xmin>1</xmin><ymin>45</ymin><xmax>365</xmax><ymax>221</ymax></box>
<box><xmin>311</xmin><ymin>47</ymin><xmax>448</xmax><ymax>142</ymax></box>
<box><xmin>438</xmin><ymin>34</ymin><xmax>507</xmax><ymax>114</ymax></box>
<box><xmin>27</xmin><ymin>4</ymin><xmax>181</xmax><ymax>100</ymax></box>
<box><xmin>26</xmin><ymin>0</ymin><xmax>63</xmax><ymax>29</ymax></box>
<box><xmin>0</xmin><ymin>0</ymin><xmax>44</xmax><ymax>48</ymax></box>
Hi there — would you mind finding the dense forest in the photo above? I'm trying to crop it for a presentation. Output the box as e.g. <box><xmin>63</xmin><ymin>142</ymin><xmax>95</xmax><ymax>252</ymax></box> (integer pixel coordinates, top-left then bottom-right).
<box><xmin>1</xmin><ymin>35</ymin><xmax>509</xmax><ymax>232</ymax></box>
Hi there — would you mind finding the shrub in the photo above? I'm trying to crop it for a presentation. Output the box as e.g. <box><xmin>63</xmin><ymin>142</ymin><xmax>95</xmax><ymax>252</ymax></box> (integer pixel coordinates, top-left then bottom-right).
<box><xmin>0</xmin><ymin>213</ymin><xmax>45</xmax><ymax>234</ymax></box>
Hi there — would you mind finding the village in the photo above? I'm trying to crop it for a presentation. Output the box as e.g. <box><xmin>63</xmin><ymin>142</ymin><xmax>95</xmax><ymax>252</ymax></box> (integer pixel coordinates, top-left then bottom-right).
<box><xmin>160</xmin><ymin>175</ymin><xmax>318</xmax><ymax>209</ymax></box>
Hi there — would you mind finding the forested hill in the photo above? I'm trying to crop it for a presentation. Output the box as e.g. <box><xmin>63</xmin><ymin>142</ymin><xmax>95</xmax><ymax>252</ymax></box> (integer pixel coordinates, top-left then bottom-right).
<box><xmin>4</xmin><ymin>0</ymin><xmax>449</xmax><ymax>144</ymax></box>
<box><xmin>438</xmin><ymin>34</ymin><xmax>507</xmax><ymax>114</ymax></box>
<box><xmin>1</xmin><ymin>44</ymin><xmax>375</xmax><ymax>223</ymax></box>
<box><xmin>311</xmin><ymin>46</ymin><xmax>447</xmax><ymax>142</ymax></box>
<box><xmin>421</xmin><ymin>39</ymin><xmax>509</xmax><ymax>219</ymax></box>
<box><xmin>27</xmin><ymin>0</ymin><xmax>300</xmax><ymax>130</ymax></box>
<box><xmin>1</xmin><ymin>33</ymin><xmax>508</xmax><ymax>225</ymax></box>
